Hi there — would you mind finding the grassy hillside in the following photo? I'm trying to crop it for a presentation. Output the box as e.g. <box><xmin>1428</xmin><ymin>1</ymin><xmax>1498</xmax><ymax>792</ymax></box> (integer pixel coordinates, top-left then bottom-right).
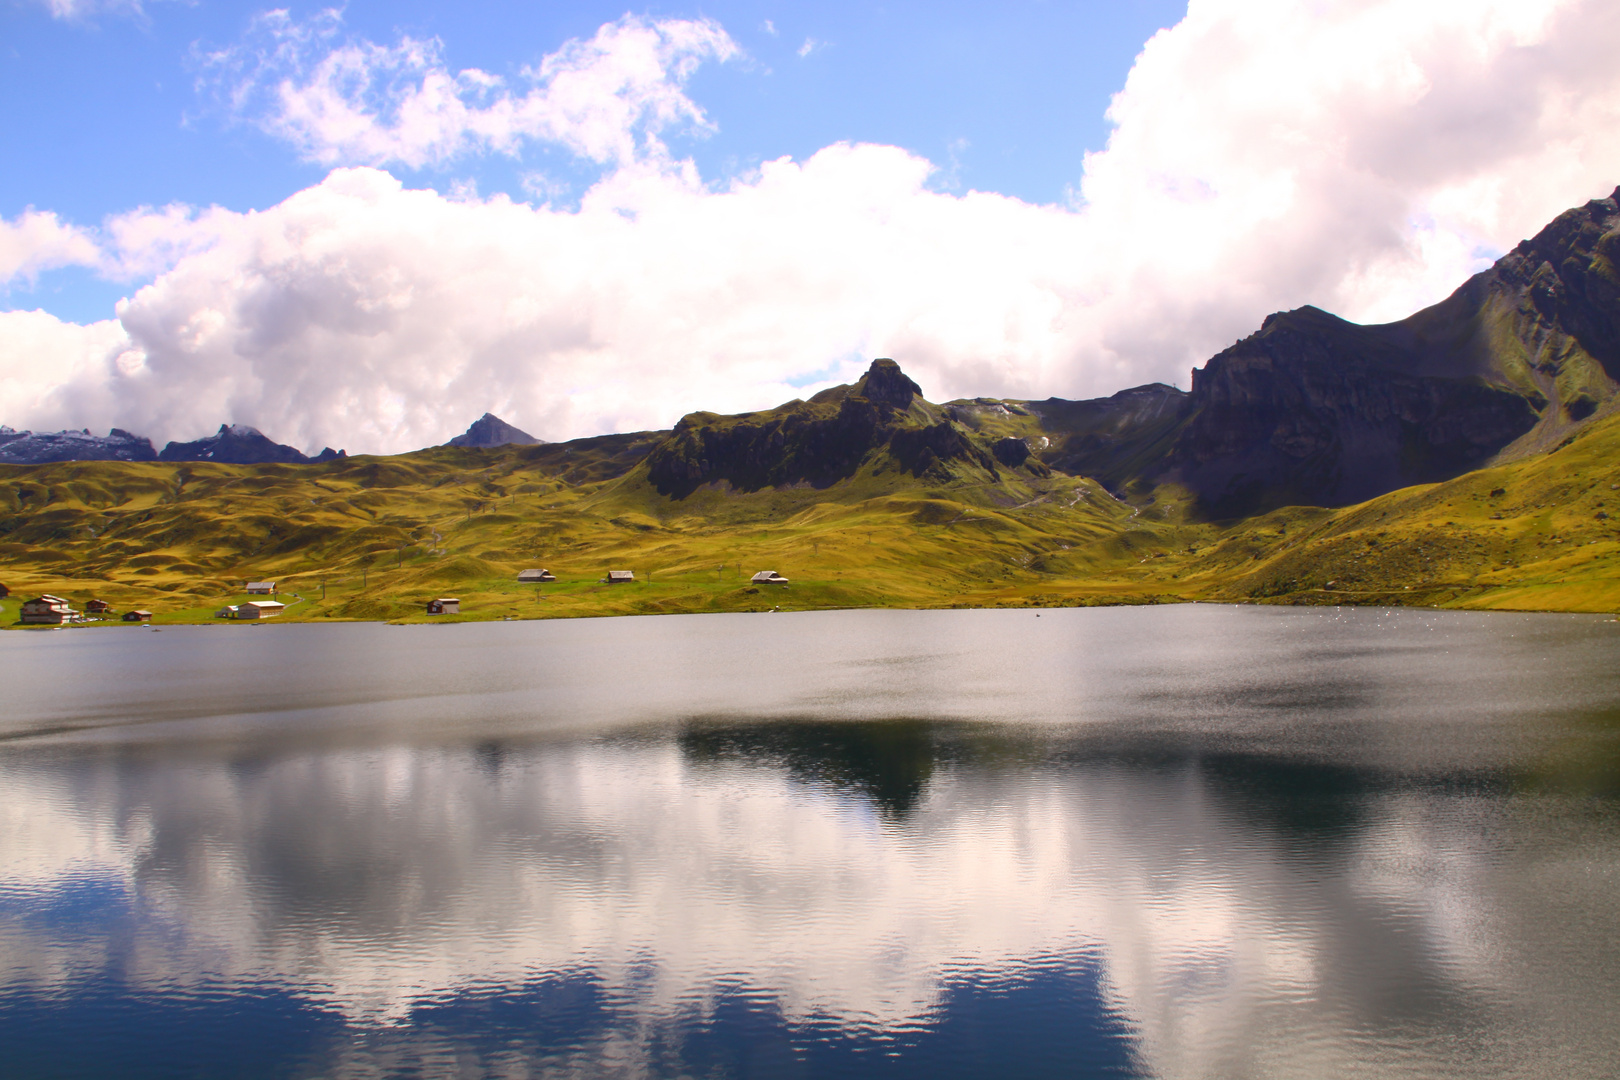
<box><xmin>4</xmin><ymin>405</ymin><xmax>1620</xmax><ymax>625</ymax></box>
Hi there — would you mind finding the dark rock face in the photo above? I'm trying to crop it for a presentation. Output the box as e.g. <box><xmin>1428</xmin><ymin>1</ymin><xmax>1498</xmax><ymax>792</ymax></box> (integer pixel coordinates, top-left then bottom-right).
<box><xmin>645</xmin><ymin>359</ymin><xmax>995</xmax><ymax>497</ymax></box>
<box><xmin>1028</xmin><ymin>187</ymin><xmax>1620</xmax><ymax>516</ymax></box>
<box><xmin>159</xmin><ymin>424</ymin><xmax>340</xmax><ymax>465</ymax></box>
<box><xmin>447</xmin><ymin>413</ymin><xmax>543</xmax><ymax>448</ymax></box>
<box><xmin>991</xmin><ymin>436</ymin><xmax>1031</xmax><ymax>467</ymax></box>
<box><xmin>0</xmin><ymin>427</ymin><xmax>159</xmax><ymax>464</ymax></box>
<box><xmin>857</xmin><ymin>359</ymin><xmax>922</xmax><ymax>409</ymax></box>
<box><xmin>1167</xmin><ymin>308</ymin><xmax>1540</xmax><ymax>515</ymax></box>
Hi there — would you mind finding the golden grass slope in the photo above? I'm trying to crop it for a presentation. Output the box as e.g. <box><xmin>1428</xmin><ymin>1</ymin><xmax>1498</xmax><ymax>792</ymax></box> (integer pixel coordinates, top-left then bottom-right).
<box><xmin>3</xmin><ymin>408</ymin><xmax>1620</xmax><ymax>625</ymax></box>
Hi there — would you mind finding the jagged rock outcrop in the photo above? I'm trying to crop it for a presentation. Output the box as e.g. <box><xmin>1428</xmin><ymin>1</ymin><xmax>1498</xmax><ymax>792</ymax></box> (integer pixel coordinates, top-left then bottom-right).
<box><xmin>0</xmin><ymin>426</ymin><xmax>159</xmax><ymax>464</ymax></box>
<box><xmin>860</xmin><ymin>358</ymin><xmax>922</xmax><ymax>408</ymax></box>
<box><xmin>644</xmin><ymin>359</ymin><xmax>1004</xmax><ymax>497</ymax></box>
<box><xmin>446</xmin><ymin>413</ymin><xmax>543</xmax><ymax>449</ymax></box>
<box><xmin>159</xmin><ymin>424</ymin><xmax>344</xmax><ymax>465</ymax></box>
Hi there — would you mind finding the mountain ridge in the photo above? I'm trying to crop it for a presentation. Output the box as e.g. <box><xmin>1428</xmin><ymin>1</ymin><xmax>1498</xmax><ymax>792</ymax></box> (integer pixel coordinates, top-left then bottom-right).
<box><xmin>6</xmin><ymin>187</ymin><xmax>1620</xmax><ymax>524</ymax></box>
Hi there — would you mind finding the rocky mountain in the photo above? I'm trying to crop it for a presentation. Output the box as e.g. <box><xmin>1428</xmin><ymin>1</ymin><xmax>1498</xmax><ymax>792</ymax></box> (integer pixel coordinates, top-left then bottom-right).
<box><xmin>643</xmin><ymin>359</ymin><xmax>1036</xmax><ymax>498</ymax></box>
<box><xmin>0</xmin><ymin>426</ymin><xmax>158</xmax><ymax>464</ymax></box>
<box><xmin>159</xmin><ymin>424</ymin><xmax>345</xmax><ymax>465</ymax></box>
<box><xmin>447</xmin><ymin>413</ymin><xmax>543</xmax><ymax>449</ymax></box>
<box><xmin>1010</xmin><ymin>185</ymin><xmax>1620</xmax><ymax>516</ymax></box>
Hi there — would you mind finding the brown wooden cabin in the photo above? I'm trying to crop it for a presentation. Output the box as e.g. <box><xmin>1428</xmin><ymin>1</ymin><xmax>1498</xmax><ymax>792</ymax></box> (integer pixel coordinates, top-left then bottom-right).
<box><xmin>20</xmin><ymin>595</ymin><xmax>77</xmax><ymax>625</ymax></box>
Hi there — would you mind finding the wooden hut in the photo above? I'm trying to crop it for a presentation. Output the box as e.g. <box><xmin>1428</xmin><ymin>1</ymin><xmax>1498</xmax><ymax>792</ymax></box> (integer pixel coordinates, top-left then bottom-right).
<box><xmin>20</xmin><ymin>595</ymin><xmax>77</xmax><ymax>625</ymax></box>
<box><xmin>750</xmin><ymin>571</ymin><xmax>790</xmax><ymax>585</ymax></box>
<box><xmin>427</xmin><ymin>598</ymin><xmax>460</xmax><ymax>615</ymax></box>
<box><xmin>237</xmin><ymin>600</ymin><xmax>286</xmax><ymax>619</ymax></box>
<box><xmin>517</xmin><ymin>569</ymin><xmax>556</xmax><ymax>583</ymax></box>
<box><xmin>215</xmin><ymin>605</ymin><xmax>239</xmax><ymax>619</ymax></box>
<box><xmin>605</xmin><ymin>571</ymin><xmax>635</xmax><ymax>584</ymax></box>
<box><xmin>245</xmin><ymin>581</ymin><xmax>277</xmax><ymax>595</ymax></box>
<box><xmin>85</xmin><ymin>599</ymin><xmax>112</xmax><ymax>614</ymax></box>
<box><xmin>122</xmin><ymin>610</ymin><xmax>152</xmax><ymax>622</ymax></box>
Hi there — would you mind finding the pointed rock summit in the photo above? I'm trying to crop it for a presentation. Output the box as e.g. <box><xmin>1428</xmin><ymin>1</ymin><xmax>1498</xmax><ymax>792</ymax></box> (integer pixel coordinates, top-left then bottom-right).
<box><xmin>446</xmin><ymin>413</ymin><xmax>543</xmax><ymax>448</ymax></box>
<box><xmin>856</xmin><ymin>358</ymin><xmax>922</xmax><ymax>408</ymax></box>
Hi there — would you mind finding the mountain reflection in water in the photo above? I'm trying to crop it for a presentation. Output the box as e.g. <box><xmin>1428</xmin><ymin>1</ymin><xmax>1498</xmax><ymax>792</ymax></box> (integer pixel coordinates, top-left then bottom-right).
<box><xmin>1</xmin><ymin>606</ymin><xmax>1619</xmax><ymax>1079</ymax></box>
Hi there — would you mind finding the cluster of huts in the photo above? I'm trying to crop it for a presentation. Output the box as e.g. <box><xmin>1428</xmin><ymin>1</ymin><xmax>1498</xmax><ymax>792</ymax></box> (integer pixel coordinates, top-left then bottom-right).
<box><xmin>17</xmin><ymin>595</ymin><xmax>151</xmax><ymax>625</ymax></box>
<box><xmin>10</xmin><ymin>567</ymin><xmax>795</xmax><ymax>626</ymax></box>
<box><xmin>418</xmin><ymin>567</ymin><xmax>789</xmax><ymax>616</ymax></box>
<box><xmin>216</xmin><ymin>580</ymin><xmax>286</xmax><ymax>619</ymax></box>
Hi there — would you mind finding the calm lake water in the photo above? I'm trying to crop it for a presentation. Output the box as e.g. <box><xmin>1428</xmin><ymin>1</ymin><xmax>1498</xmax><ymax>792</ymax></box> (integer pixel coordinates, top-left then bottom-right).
<box><xmin>2</xmin><ymin>605</ymin><xmax>1619</xmax><ymax>1079</ymax></box>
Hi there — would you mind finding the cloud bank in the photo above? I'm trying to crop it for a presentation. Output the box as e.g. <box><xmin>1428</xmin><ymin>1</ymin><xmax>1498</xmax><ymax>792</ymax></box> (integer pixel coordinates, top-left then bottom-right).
<box><xmin>5</xmin><ymin>0</ymin><xmax>1620</xmax><ymax>454</ymax></box>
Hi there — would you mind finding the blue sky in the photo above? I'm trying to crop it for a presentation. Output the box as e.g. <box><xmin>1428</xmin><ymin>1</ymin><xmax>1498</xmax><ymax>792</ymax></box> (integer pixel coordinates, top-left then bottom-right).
<box><xmin>3</xmin><ymin>0</ymin><xmax>1618</xmax><ymax>453</ymax></box>
<box><xmin>3</xmin><ymin>0</ymin><xmax>1186</xmax><ymax>322</ymax></box>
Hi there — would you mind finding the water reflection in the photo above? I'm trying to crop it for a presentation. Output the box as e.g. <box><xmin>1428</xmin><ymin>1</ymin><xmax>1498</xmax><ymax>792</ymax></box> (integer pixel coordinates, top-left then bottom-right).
<box><xmin>1</xmin><ymin>607</ymin><xmax>1619</xmax><ymax>1078</ymax></box>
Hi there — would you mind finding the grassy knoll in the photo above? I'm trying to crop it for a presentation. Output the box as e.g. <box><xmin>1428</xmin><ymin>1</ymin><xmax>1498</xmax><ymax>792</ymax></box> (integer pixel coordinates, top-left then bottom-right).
<box><xmin>4</xmin><ymin>408</ymin><xmax>1620</xmax><ymax>624</ymax></box>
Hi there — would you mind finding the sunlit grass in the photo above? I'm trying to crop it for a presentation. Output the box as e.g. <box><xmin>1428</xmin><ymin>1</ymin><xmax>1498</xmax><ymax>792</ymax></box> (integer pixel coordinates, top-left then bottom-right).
<box><xmin>5</xmin><ymin>408</ymin><xmax>1620</xmax><ymax>624</ymax></box>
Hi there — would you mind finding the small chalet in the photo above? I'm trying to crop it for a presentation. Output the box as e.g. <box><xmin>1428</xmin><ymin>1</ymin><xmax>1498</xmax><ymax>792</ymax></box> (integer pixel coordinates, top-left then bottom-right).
<box><xmin>123</xmin><ymin>610</ymin><xmax>152</xmax><ymax>622</ymax></box>
<box><xmin>245</xmin><ymin>581</ymin><xmax>277</xmax><ymax>595</ymax></box>
<box><xmin>215</xmin><ymin>605</ymin><xmax>239</xmax><ymax>618</ymax></box>
<box><xmin>605</xmin><ymin>571</ymin><xmax>635</xmax><ymax>584</ymax></box>
<box><xmin>750</xmin><ymin>571</ymin><xmax>790</xmax><ymax>585</ymax></box>
<box><xmin>237</xmin><ymin>600</ymin><xmax>286</xmax><ymax>619</ymax></box>
<box><xmin>427</xmin><ymin>598</ymin><xmax>460</xmax><ymax>615</ymax></box>
<box><xmin>85</xmin><ymin>599</ymin><xmax>112</xmax><ymax>614</ymax></box>
<box><xmin>20</xmin><ymin>595</ymin><xmax>78</xmax><ymax>625</ymax></box>
<box><xmin>517</xmin><ymin>569</ymin><xmax>556</xmax><ymax>583</ymax></box>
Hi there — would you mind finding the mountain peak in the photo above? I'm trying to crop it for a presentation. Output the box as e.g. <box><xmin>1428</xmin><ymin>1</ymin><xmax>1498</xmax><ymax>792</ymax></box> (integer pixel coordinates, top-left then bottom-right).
<box><xmin>856</xmin><ymin>358</ymin><xmax>922</xmax><ymax>408</ymax></box>
<box><xmin>446</xmin><ymin>413</ymin><xmax>543</xmax><ymax>449</ymax></box>
<box><xmin>159</xmin><ymin>423</ymin><xmax>333</xmax><ymax>464</ymax></box>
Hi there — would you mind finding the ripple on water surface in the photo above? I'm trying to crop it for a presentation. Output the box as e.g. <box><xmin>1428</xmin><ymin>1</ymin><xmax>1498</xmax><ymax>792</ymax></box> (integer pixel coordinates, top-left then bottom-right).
<box><xmin>1</xmin><ymin>605</ymin><xmax>1618</xmax><ymax>1078</ymax></box>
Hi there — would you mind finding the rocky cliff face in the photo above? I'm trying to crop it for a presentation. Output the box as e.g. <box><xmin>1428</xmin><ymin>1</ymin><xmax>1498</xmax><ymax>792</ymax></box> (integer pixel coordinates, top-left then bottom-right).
<box><xmin>446</xmin><ymin>413</ymin><xmax>543</xmax><ymax>449</ymax></box>
<box><xmin>0</xmin><ymin>427</ymin><xmax>158</xmax><ymax>464</ymax></box>
<box><xmin>1162</xmin><ymin>307</ymin><xmax>1541</xmax><ymax>514</ymax></box>
<box><xmin>1026</xmin><ymin>186</ymin><xmax>1620</xmax><ymax>516</ymax></box>
<box><xmin>159</xmin><ymin>424</ymin><xmax>345</xmax><ymax>465</ymax></box>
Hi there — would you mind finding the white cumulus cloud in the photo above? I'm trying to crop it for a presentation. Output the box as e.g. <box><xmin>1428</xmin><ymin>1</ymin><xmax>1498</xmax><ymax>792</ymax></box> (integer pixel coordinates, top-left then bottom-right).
<box><xmin>197</xmin><ymin>9</ymin><xmax>739</xmax><ymax>170</ymax></box>
<box><xmin>0</xmin><ymin>210</ymin><xmax>101</xmax><ymax>286</ymax></box>
<box><xmin>6</xmin><ymin>0</ymin><xmax>1620</xmax><ymax>454</ymax></box>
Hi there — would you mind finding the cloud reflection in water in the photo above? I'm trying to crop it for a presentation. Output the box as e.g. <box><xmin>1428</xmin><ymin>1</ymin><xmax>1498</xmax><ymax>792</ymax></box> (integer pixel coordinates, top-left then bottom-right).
<box><xmin>0</xmin><ymin>606</ymin><xmax>1618</xmax><ymax>1078</ymax></box>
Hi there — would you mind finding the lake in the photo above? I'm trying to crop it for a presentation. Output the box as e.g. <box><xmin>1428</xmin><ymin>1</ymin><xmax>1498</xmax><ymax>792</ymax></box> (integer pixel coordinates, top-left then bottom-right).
<box><xmin>2</xmin><ymin>605</ymin><xmax>1618</xmax><ymax>1079</ymax></box>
